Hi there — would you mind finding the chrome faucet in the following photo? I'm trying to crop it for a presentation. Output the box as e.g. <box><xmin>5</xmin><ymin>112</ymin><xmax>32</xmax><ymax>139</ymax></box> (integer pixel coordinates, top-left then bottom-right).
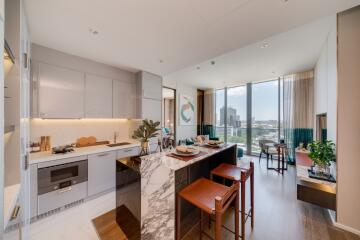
<box><xmin>114</xmin><ymin>132</ymin><xmax>119</xmax><ymax>144</ymax></box>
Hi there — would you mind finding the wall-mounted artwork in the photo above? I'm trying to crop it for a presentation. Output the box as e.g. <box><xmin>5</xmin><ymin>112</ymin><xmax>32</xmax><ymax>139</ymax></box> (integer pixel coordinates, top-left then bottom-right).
<box><xmin>179</xmin><ymin>94</ymin><xmax>195</xmax><ymax>125</ymax></box>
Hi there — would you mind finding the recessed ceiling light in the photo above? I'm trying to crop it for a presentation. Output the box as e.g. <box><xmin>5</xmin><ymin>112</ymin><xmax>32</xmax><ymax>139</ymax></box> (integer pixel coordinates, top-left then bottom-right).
<box><xmin>211</xmin><ymin>61</ymin><xmax>216</xmax><ymax>65</ymax></box>
<box><xmin>261</xmin><ymin>42</ymin><xmax>269</xmax><ymax>48</ymax></box>
<box><xmin>89</xmin><ymin>28</ymin><xmax>99</xmax><ymax>35</ymax></box>
<box><xmin>196</xmin><ymin>66</ymin><xmax>200</xmax><ymax>70</ymax></box>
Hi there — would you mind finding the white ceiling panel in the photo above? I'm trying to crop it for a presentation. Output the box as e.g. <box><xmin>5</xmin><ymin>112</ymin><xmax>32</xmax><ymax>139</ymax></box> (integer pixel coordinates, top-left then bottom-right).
<box><xmin>25</xmin><ymin>0</ymin><xmax>360</xmax><ymax>77</ymax></box>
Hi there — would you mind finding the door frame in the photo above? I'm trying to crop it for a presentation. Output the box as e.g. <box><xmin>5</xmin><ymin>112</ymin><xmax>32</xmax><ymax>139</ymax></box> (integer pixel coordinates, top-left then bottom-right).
<box><xmin>162</xmin><ymin>86</ymin><xmax>176</xmax><ymax>144</ymax></box>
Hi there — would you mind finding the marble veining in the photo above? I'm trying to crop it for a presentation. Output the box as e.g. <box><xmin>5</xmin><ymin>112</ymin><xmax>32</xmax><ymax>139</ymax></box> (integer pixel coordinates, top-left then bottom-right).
<box><xmin>139</xmin><ymin>143</ymin><xmax>236</xmax><ymax>240</ymax></box>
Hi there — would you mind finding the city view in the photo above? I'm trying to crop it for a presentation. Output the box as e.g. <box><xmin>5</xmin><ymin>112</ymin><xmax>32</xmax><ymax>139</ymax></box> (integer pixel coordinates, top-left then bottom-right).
<box><xmin>216</xmin><ymin>80</ymin><xmax>281</xmax><ymax>154</ymax></box>
<box><xmin>216</xmin><ymin>106</ymin><xmax>280</xmax><ymax>153</ymax></box>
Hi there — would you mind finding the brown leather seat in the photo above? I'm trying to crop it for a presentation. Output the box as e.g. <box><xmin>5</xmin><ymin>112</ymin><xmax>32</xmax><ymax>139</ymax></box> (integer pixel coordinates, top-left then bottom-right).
<box><xmin>178</xmin><ymin>178</ymin><xmax>230</xmax><ymax>214</ymax></box>
<box><xmin>177</xmin><ymin>178</ymin><xmax>239</xmax><ymax>240</ymax></box>
<box><xmin>211</xmin><ymin>163</ymin><xmax>252</xmax><ymax>182</ymax></box>
<box><xmin>211</xmin><ymin>162</ymin><xmax>254</xmax><ymax>240</ymax></box>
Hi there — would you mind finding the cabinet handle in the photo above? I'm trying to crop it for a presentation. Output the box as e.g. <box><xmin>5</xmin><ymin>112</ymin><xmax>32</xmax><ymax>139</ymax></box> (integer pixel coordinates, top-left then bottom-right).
<box><xmin>58</xmin><ymin>187</ymin><xmax>72</xmax><ymax>194</ymax></box>
<box><xmin>97</xmin><ymin>153</ymin><xmax>109</xmax><ymax>157</ymax></box>
<box><xmin>11</xmin><ymin>205</ymin><xmax>20</xmax><ymax>220</ymax></box>
<box><xmin>24</xmin><ymin>53</ymin><xmax>28</xmax><ymax>69</ymax></box>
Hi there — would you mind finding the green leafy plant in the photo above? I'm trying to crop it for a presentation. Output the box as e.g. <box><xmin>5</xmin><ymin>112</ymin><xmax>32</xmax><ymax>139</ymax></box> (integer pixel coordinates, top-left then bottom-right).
<box><xmin>132</xmin><ymin>119</ymin><xmax>161</xmax><ymax>143</ymax></box>
<box><xmin>308</xmin><ymin>140</ymin><xmax>336</xmax><ymax>168</ymax></box>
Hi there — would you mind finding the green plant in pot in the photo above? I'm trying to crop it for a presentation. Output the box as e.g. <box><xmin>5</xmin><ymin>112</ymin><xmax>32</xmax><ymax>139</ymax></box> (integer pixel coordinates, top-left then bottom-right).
<box><xmin>308</xmin><ymin>140</ymin><xmax>336</xmax><ymax>176</ymax></box>
<box><xmin>132</xmin><ymin>119</ymin><xmax>161</xmax><ymax>155</ymax></box>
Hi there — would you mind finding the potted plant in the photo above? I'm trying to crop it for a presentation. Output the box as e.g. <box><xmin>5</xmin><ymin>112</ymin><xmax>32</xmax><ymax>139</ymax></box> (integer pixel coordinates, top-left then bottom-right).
<box><xmin>132</xmin><ymin>119</ymin><xmax>161</xmax><ymax>155</ymax></box>
<box><xmin>308</xmin><ymin>140</ymin><xmax>336</xmax><ymax>176</ymax></box>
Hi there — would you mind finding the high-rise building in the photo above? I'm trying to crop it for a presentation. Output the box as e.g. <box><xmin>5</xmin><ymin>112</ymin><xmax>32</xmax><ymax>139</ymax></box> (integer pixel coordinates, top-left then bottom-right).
<box><xmin>220</xmin><ymin>106</ymin><xmax>240</xmax><ymax>127</ymax></box>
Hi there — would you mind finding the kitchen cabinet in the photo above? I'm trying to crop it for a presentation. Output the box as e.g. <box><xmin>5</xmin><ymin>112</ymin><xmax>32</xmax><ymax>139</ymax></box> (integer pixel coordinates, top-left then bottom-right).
<box><xmin>139</xmin><ymin>71</ymin><xmax>162</xmax><ymax>100</ymax></box>
<box><xmin>136</xmin><ymin>71</ymin><xmax>162</xmax><ymax>122</ymax></box>
<box><xmin>38</xmin><ymin>63</ymin><xmax>85</xmax><ymax>119</ymax></box>
<box><xmin>117</xmin><ymin>146</ymin><xmax>140</xmax><ymax>159</ymax></box>
<box><xmin>113</xmin><ymin>79</ymin><xmax>136</xmax><ymax>119</ymax></box>
<box><xmin>141</xmin><ymin>98</ymin><xmax>162</xmax><ymax>123</ymax></box>
<box><xmin>88</xmin><ymin>151</ymin><xmax>116</xmax><ymax>196</ymax></box>
<box><xmin>85</xmin><ymin>74</ymin><xmax>113</xmax><ymax>118</ymax></box>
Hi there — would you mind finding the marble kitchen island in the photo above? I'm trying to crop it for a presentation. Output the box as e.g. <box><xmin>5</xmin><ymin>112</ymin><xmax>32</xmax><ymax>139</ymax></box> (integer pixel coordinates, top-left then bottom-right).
<box><xmin>139</xmin><ymin>143</ymin><xmax>237</xmax><ymax>240</ymax></box>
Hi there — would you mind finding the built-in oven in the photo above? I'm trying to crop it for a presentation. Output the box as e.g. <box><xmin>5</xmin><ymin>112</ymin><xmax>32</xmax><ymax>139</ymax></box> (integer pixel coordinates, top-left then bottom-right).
<box><xmin>37</xmin><ymin>159</ymin><xmax>88</xmax><ymax>215</ymax></box>
<box><xmin>38</xmin><ymin>160</ymin><xmax>88</xmax><ymax>195</ymax></box>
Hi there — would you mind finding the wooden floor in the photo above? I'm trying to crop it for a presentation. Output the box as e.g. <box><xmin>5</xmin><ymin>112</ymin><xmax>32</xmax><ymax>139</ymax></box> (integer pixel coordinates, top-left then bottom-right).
<box><xmin>92</xmin><ymin>156</ymin><xmax>360</xmax><ymax>240</ymax></box>
<box><xmin>92</xmin><ymin>205</ymin><xmax>140</xmax><ymax>240</ymax></box>
<box><xmin>182</xmin><ymin>156</ymin><xmax>360</xmax><ymax>240</ymax></box>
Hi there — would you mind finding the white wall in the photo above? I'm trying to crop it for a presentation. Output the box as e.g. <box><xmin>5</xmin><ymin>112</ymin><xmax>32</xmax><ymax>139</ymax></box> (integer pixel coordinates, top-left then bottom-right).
<box><xmin>163</xmin><ymin>78</ymin><xmax>197</xmax><ymax>143</ymax></box>
<box><xmin>314</xmin><ymin>15</ymin><xmax>337</xmax><ymax>143</ymax></box>
<box><xmin>337</xmin><ymin>6</ymin><xmax>360</xmax><ymax>234</ymax></box>
<box><xmin>30</xmin><ymin>119</ymin><xmax>131</xmax><ymax>147</ymax></box>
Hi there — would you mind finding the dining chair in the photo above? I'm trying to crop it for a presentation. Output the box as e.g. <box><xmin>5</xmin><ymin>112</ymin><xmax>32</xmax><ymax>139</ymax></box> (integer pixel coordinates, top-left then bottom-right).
<box><xmin>258</xmin><ymin>139</ymin><xmax>277</xmax><ymax>164</ymax></box>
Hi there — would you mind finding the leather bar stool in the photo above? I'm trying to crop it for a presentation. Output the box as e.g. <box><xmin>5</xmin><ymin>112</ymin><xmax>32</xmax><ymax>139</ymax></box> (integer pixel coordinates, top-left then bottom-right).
<box><xmin>177</xmin><ymin>178</ymin><xmax>240</xmax><ymax>240</ymax></box>
<box><xmin>211</xmin><ymin>161</ymin><xmax>254</xmax><ymax>240</ymax></box>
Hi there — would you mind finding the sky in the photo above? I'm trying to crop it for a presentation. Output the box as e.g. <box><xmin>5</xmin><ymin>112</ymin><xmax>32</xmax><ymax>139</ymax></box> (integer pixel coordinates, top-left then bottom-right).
<box><xmin>216</xmin><ymin>80</ymin><xmax>279</xmax><ymax>122</ymax></box>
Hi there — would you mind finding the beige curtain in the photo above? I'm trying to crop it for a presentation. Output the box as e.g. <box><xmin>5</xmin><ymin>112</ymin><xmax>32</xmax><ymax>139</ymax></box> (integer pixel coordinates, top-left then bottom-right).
<box><xmin>203</xmin><ymin>89</ymin><xmax>215</xmax><ymax>125</ymax></box>
<box><xmin>283</xmin><ymin>70</ymin><xmax>314</xmax><ymax>163</ymax></box>
<box><xmin>284</xmin><ymin>70</ymin><xmax>314</xmax><ymax>129</ymax></box>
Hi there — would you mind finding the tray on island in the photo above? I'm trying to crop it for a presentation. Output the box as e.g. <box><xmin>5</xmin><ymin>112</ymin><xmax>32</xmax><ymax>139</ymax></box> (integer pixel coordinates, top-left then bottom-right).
<box><xmin>307</xmin><ymin>169</ymin><xmax>336</xmax><ymax>183</ymax></box>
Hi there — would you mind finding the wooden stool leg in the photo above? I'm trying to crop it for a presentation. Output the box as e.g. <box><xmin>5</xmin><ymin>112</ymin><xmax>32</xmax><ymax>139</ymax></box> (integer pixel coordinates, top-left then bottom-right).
<box><xmin>177</xmin><ymin>195</ymin><xmax>181</xmax><ymax>240</ymax></box>
<box><xmin>250</xmin><ymin>165</ymin><xmax>254</xmax><ymax>229</ymax></box>
<box><xmin>215</xmin><ymin>212</ymin><xmax>222</xmax><ymax>240</ymax></box>
<box><xmin>200</xmin><ymin>210</ymin><xmax>203</xmax><ymax>240</ymax></box>
<box><xmin>215</xmin><ymin>198</ymin><xmax>222</xmax><ymax>240</ymax></box>
<box><xmin>235</xmin><ymin>188</ymin><xmax>240</xmax><ymax>240</ymax></box>
<box><xmin>241</xmin><ymin>180</ymin><xmax>246</xmax><ymax>240</ymax></box>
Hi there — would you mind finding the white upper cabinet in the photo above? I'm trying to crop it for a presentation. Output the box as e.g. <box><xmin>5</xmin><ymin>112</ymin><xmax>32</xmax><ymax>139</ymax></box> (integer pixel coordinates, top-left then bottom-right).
<box><xmin>85</xmin><ymin>74</ymin><xmax>113</xmax><ymax>118</ymax></box>
<box><xmin>141</xmin><ymin>98</ymin><xmax>162</xmax><ymax>123</ymax></box>
<box><xmin>113</xmin><ymin>79</ymin><xmax>136</xmax><ymax>119</ymax></box>
<box><xmin>136</xmin><ymin>71</ymin><xmax>162</xmax><ymax>122</ymax></box>
<box><xmin>38</xmin><ymin>63</ymin><xmax>85</xmax><ymax>119</ymax></box>
<box><xmin>140</xmin><ymin>71</ymin><xmax>162</xmax><ymax>100</ymax></box>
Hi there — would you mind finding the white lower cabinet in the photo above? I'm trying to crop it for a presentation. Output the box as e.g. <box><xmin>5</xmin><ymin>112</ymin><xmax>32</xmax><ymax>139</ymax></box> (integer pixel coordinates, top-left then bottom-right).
<box><xmin>88</xmin><ymin>151</ymin><xmax>116</xmax><ymax>196</ymax></box>
<box><xmin>117</xmin><ymin>146</ymin><xmax>140</xmax><ymax>159</ymax></box>
<box><xmin>38</xmin><ymin>182</ymin><xmax>87</xmax><ymax>215</ymax></box>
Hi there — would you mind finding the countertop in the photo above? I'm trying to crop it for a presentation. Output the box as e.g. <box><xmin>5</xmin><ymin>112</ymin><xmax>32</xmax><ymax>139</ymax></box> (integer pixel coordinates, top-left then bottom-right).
<box><xmin>140</xmin><ymin>143</ymin><xmax>237</xmax><ymax>172</ymax></box>
<box><xmin>30</xmin><ymin>139</ymin><xmax>140</xmax><ymax>164</ymax></box>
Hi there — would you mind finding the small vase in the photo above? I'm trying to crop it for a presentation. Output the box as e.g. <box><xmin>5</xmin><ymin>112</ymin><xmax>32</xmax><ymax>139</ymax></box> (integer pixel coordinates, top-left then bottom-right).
<box><xmin>314</xmin><ymin>164</ymin><xmax>330</xmax><ymax>176</ymax></box>
<box><xmin>140</xmin><ymin>141</ymin><xmax>150</xmax><ymax>156</ymax></box>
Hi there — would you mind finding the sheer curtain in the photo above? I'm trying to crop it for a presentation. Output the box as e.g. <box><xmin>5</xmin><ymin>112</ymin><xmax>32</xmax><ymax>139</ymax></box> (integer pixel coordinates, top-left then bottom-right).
<box><xmin>283</xmin><ymin>70</ymin><xmax>314</xmax><ymax>163</ymax></box>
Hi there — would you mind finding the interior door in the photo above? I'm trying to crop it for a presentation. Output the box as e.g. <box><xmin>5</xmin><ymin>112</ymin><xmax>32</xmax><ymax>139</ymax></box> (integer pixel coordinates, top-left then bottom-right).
<box><xmin>17</xmin><ymin>4</ymin><xmax>31</xmax><ymax>238</ymax></box>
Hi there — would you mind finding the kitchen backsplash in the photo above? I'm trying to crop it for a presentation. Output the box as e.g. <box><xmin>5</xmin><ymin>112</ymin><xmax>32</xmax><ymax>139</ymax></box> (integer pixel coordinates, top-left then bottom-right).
<box><xmin>30</xmin><ymin>119</ymin><xmax>134</xmax><ymax>147</ymax></box>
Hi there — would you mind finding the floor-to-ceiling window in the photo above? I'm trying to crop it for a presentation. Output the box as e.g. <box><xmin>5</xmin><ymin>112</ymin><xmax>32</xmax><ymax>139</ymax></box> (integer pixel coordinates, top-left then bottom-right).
<box><xmin>215</xmin><ymin>89</ymin><xmax>225</xmax><ymax>142</ymax></box>
<box><xmin>251</xmin><ymin>80</ymin><xmax>279</xmax><ymax>154</ymax></box>
<box><xmin>215</xmin><ymin>79</ymin><xmax>282</xmax><ymax>155</ymax></box>
<box><xmin>227</xmin><ymin>86</ymin><xmax>247</xmax><ymax>150</ymax></box>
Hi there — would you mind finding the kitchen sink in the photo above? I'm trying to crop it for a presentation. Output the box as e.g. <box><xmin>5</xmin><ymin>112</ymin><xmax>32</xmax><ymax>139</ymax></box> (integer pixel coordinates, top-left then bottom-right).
<box><xmin>107</xmin><ymin>142</ymin><xmax>132</xmax><ymax>147</ymax></box>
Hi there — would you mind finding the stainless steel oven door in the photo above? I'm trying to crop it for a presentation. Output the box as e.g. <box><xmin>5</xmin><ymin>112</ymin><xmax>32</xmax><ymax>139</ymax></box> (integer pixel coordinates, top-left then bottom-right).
<box><xmin>38</xmin><ymin>160</ymin><xmax>88</xmax><ymax>195</ymax></box>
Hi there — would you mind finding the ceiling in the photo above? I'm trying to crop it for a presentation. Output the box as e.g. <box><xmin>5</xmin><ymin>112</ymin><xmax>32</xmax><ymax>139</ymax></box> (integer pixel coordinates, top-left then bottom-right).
<box><xmin>25</xmin><ymin>0</ymin><xmax>360</xmax><ymax>78</ymax></box>
<box><xmin>164</xmin><ymin>15</ymin><xmax>334</xmax><ymax>89</ymax></box>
